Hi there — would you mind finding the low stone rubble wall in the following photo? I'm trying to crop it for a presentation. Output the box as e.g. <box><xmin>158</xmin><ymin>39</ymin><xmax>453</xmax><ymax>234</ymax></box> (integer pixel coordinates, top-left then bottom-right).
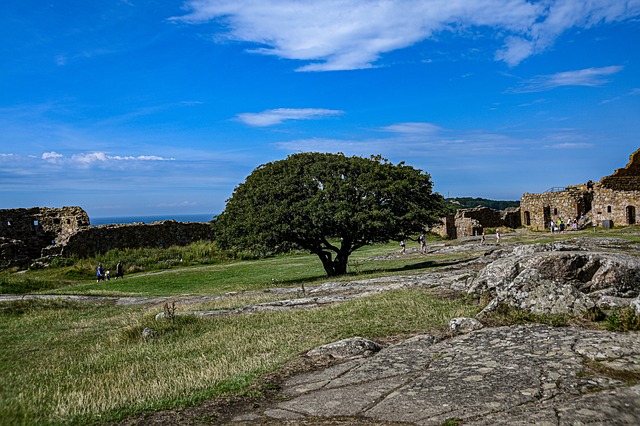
<box><xmin>1</xmin><ymin>205</ymin><xmax>215</xmax><ymax>268</ymax></box>
<box><xmin>56</xmin><ymin>221</ymin><xmax>214</xmax><ymax>258</ymax></box>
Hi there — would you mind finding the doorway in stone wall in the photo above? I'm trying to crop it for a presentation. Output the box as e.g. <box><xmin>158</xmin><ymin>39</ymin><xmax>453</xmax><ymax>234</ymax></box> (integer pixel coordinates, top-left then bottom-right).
<box><xmin>543</xmin><ymin>206</ymin><xmax>551</xmax><ymax>229</ymax></box>
<box><xmin>626</xmin><ymin>206</ymin><xmax>636</xmax><ymax>225</ymax></box>
<box><xmin>524</xmin><ymin>211</ymin><xmax>531</xmax><ymax>226</ymax></box>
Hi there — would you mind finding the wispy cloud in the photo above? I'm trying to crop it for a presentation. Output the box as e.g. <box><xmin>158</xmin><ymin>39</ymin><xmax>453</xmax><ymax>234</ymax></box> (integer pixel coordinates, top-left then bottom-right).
<box><xmin>273</xmin><ymin>121</ymin><xmax>602</xmax><ymax>161</ymax></box>
<box><xmin>155</xmin><ymin>201</ymin><xmax>199</xmax><ymax>208</ymax></box>
<box><xmin>601</xmin><ymin>87</ymin><xmax>640</xmax><ymax>104</ymax></box>
<box><xmin>41</xmin><ymin>151</ymin><xmax>174</xmax><ymax>166</ymax></box>
<box><xmin>380</xmin><ymin>122</ymin><xmax>443</xmax><ymax>135</ymax></box>
<box><xmin>273</xmin><ymin>122</ymin><xmax>527</xmax><ymax>158</ymax></box>
<box><xmin>236</xmin><ymin>108</ymin><xmax>343</xmax><ymax>127</ymax></box>
<box><xmin>510</xmin><ymin>66</ymin><xmax>624</xmax><ymax>93</ymax></box>
<box><xmin>173</xmin><ymin>0</ymin><xmax>640</xmax><ymax>70</ymax></box>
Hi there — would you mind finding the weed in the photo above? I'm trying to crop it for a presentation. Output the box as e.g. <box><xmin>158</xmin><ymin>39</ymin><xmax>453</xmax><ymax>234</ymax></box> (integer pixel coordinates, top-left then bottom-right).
<box><xmin>163</xmin><ymin>301</ymin><xmax>177</xmax><ymax>323</ymax></box>
<box><xmin>605</xmin><ymin>307</ymin><xmax>640</xmax><ymax>332</ymax></box>
<box><xmin>483</xmin><ymin>303</ymin><xmax>568</xmax><ymax>327</ymax></box>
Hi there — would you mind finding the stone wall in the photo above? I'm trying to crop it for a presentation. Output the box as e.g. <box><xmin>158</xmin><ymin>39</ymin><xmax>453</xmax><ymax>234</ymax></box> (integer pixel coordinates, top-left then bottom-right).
<box><xmin>55</xmin><ymin>220</ymin><xmax>215</xmax><ymax>258</ymax></box>
<box><xmin>429</xmin><ymin>214</ymin><xmax>456</xmax><ymax>239</ymax></box>
<box><xmin>456</xmin><ymin>207</ymin><xmax>503</xmax><ymax>228</ymax></box>
<box><xmin>431</xmin><ymin>207</ymin><xmax>520</xmax><ymax>239</ymax></box>
<box><xmin>520</xmin><ymin>188</ymin><xmax>592</xmax><ymax>231</ymax></box>
<box><xmin>0</xmin><ymin>207</ymin><xmax>90</xmax><ymax>268</ymax></box>
<box><xmin>591</xmin><ymin>187</ymin><xmax>640</xmax><ymax>226</ymax></box>
<box><xmin>455</xmin><ymin>217</ymin><xmax>483</xmax><ymax>238</ymax></box>
<box><xmin>521</xmin><ymin>148</ymin><xmax>640</xmax><ymax>230</ymax></box>
<box><xmin>1</xmin><ymin>206</ymin><xmax>215</xmax><ymax>269</ymax></box>
<box><xmin>501</xmin><ymin>207</ymin><xmax>522</xmax><ymax>229</ymax></box>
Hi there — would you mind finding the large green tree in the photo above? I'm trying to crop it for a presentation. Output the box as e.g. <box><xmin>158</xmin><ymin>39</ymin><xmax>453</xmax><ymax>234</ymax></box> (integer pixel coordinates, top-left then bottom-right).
<box><xmin>214</xmin><ymin>153</ymin><xmax>445</xmax><ymax>276</ymax></box>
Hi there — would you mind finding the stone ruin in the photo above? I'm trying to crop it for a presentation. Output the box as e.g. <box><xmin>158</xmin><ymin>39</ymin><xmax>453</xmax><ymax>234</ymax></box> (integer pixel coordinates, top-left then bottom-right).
<box><xmin>0</xmin><ymin>206</ymin><xmax>214</xmax><ymax>269</ymax></box>
<box><xmin>521</xmin><ymin>148</ymin><xmax>640</xmax><ymax>231</ymax></box>
<box><xmin>0</xmin><ymin>207</ymin><xmax>89</xmax><ymax>269</ymax></box>
<box><xmin>431</xmin><ymin>206</ymin><xmax>521</xmax><ymax>239</ymax></box>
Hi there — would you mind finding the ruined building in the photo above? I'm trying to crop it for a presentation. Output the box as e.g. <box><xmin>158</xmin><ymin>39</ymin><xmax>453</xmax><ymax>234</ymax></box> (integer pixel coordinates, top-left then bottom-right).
<box><xmin>0</xmin><ymin>206</ymin><xmax>214</xmax><ymax>269</ymax></box>
<box><xmin>521</xmin><ymin>148</ymin><xmax>640</xmax><ymax>231</ymax></box>
<box><xmin>431</xmin><ymin>206</ymin><xmax>521</xmax><ymax>239</ymax></box>
<box><xmin>0</xmin><ymin>207</ymin><xmax>90</xmax><ymax>268</ymax></box>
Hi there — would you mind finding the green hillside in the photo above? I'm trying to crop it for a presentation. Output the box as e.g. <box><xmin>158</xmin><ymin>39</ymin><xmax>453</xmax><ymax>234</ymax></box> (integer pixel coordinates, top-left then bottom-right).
<box><xmin>445</xmin><ymin>197</ymin><xmax>520</xmax><ymax>212</ymax></box>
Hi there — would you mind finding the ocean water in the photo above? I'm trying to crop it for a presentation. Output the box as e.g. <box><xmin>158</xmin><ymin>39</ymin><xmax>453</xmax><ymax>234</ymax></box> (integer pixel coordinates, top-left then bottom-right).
<box><xmin>91</xmin><ymin>213</ymin><xmax>214</xmax><ymax>226</ymax></box>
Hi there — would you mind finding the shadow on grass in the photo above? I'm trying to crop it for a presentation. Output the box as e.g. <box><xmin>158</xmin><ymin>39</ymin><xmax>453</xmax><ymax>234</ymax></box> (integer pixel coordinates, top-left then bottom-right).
<box><xmin>271</xmin><ymin>256</ymin><xmax>478</xmax><ymax>288</ymax></box>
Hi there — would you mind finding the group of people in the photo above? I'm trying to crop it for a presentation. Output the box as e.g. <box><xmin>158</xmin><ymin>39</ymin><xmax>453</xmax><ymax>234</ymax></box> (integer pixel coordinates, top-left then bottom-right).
<box><xmin>400</xmin><ymin>234</ymin><xmax>428</xmax><ymax>254</ymax></box>
<box><xmin>402</xmin><ymin>229</ymin><xmax>502</xmax><ymax>252</ymax></box>
<box><xmin>96</xmin><ymin>261</ymin><xmax>124</xmax><ymax>282</ymax></box>
<box><xmin>550</xmin><ymin>217</ymin><xmax>580</xmax><ymax>233</ymax></box>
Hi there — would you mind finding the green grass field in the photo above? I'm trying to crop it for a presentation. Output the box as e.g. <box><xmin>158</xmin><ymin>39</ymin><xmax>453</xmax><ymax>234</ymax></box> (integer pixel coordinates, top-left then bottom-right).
<box><xmin>0</xmin><ymin>238</ymin><xmax>483</xmax><ymax>425</ymax></box>
<box><xmin>1</xmin><ymin>228</ymin><xmax>638</xmax><ymax>424</ymax></box>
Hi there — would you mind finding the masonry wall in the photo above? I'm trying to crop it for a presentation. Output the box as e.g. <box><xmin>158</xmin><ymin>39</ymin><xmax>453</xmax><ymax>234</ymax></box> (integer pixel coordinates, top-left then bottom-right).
<box><xmin>591</xmin><ymin>187</ymin><xmax>640</xmax><ymax>226</ymax></box>
<box><xmin>57</xmin><ymin>220</ymin><xmax>215</xmax><ymax>258</ymax></box>
<box><xmin>0</xmin><ymin>207</ymin><xmax>90</xmax><ymax>267</ymax></box>
<box><xmin>520</xmin><ymin>189</ymin><xmax>591</xmax><ymax>231</ymax></box>
<box><xmin>430</xmin><ymin>214</ymin><xmax>456</xmax><ymax>239</ymax></box>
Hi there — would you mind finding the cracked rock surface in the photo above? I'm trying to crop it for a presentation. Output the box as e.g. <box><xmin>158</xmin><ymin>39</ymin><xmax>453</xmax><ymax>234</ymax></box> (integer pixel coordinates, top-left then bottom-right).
<box><xmin>238</xmin><ymin>325</ymin><xmax>640</xmax><ymax>425</ymax></box>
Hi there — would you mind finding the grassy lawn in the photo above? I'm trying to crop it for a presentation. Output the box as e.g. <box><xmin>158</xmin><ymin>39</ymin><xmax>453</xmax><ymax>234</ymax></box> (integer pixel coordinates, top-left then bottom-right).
<box><xmin>1</xmin><ymin>240</ymin><xmax>474</xmax><ymax>297</ymax></box>
<box><xmin>2</xmin><ymin>228</ymin><xmax>638</xmax><ymax>424</ymax></box>
<box><xmin>0</xmin><ymin>238</ymin><xmax>484</xmax><ymax>424</ymax></box>
<box><xmin>0</xmin><ymin>290</ymin><xmax>478</xmax><ymax>425</ymax></box>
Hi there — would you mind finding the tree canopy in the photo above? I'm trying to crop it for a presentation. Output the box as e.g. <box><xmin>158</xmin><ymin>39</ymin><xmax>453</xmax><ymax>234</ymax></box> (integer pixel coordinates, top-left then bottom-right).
<box><xmin>214</xmin><ymin>153</ymin><xmax>445</xmax><ymax>276</ymax></box>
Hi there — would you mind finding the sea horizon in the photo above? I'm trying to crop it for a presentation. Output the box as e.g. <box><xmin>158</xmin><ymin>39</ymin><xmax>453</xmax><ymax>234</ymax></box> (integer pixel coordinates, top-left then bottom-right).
<box><xmin>91</xmin><ymin>213</ymin><xmax>214</xmax><ymax>226</ymax></box>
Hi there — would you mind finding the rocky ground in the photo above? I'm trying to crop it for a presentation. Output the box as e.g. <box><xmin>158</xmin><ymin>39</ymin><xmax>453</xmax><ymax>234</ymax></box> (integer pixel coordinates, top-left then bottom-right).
<box><xmin>4</xmin><ymin>235</ymin><xmax>640</xmax><ymax>424</ymax></box>
<box><xmin>116</xmin><ymin>235</ymin><xmax>640</xmax><ymax>425</ymax></box>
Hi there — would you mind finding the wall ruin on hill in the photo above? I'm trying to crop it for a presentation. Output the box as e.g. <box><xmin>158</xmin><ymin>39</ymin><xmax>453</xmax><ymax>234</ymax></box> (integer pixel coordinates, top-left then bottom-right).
<box><xmin>0</xmin><ymin>207</ymin><xmax>90</xmax><ymax>268</ymax></box>
<box><xmin>0</xmin><ymin>206</ymin><xmax>214</xmax><ymax>269</ymax></box>
<box><xmin>521</xmin><ymin>148</ymin><xmax>640</xmax><ymax>230</ymax></box>
<box><xmin>48</xmin><ymin>221</ymin><xmax>215</xmax><ymax>258</ymax></box>
<box><xmin>431</xmin><ymin>206</ymin><xmax>521</xmax><ymax>239</ymax></box>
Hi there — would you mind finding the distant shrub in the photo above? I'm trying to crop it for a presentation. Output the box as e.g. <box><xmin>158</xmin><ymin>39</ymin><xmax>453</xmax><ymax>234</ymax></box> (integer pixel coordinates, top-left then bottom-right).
<box><xmin>0</xmin><ymin>277</ymin><xmax>58</xmax><ymax>295</ymax></box>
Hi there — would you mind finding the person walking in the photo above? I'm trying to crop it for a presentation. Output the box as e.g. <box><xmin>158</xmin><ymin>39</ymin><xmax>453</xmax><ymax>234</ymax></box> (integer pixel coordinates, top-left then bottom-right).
<box><xmin>115</xmin><ymin>261</ymin><xmax>124</xmax><ymax>280</ymax></box>
<box><xmin>496</xmin><ymin>229</ymin><xmax>501</xmax><ymax>245</ymax></box>
<box><xmin>96</xmin><ymin>263</ymin><xmax>104</xmax><ymax>282</ymax></box>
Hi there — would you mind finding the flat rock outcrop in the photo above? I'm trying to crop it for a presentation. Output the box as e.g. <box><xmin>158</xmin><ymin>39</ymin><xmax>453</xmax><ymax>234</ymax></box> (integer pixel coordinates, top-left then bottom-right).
<box><xmin>243</xmin><ymin>325</ymin><xmax>640</xmax><ymax>425</ymax></box>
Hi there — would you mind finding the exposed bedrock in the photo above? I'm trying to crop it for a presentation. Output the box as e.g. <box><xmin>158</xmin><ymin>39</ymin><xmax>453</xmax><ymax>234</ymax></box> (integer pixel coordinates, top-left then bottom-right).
<box><xmin>469</xmin><ymin>240</ymin><xmax>640</xmax><ymax>316</ymax></box>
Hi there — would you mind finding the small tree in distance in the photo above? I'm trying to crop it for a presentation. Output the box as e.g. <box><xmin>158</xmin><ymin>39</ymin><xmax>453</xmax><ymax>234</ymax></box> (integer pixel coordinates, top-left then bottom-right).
<box><xmin>213</xmin><ymin>152</ymin><xmax>446</xmax><ymax>276</ymax></box>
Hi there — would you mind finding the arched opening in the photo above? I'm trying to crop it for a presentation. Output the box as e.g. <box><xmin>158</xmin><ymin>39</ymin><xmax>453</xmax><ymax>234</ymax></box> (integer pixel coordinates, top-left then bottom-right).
<box><xmin>626</xmin><ymin>206</ymin><xmax>636</xmax><ymax>225</ymax></box>
<box><xmin>607</xmin><ymin>205</ymin><xmax>612</xmax><ymax>213</ymax></box>
<box><xmin>524</xmin><ymin>211</ymin><xmax>531</xmax><ymax>226</ymax></box>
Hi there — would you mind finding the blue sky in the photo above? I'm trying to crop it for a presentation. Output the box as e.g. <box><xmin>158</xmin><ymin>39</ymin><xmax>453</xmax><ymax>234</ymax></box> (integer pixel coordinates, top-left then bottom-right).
<box><xmin>1</xmin><ymin>0</ymin><xmax>639</xmax><ymax>218</ymax></box>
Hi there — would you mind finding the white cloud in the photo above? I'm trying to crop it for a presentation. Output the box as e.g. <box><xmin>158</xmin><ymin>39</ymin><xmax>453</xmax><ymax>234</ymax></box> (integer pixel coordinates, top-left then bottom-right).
<box><xmin>510</xmin><ymin>66</ymin><xmax>624</xmax><ymax>93</ymax></box>
<box><xmin>236</xmin><ymin>108</ymin><xmax>343</xmax><ymax>127</ymax></box>
<box><xmin>42</xmin><ymin>151</ymin><xmax>65</xmax><ymax>163</ymax></box>
<box><xmin>173</xmin><ymin>0</ymin><xmax>640</xmax><ymax>70</ymax></box>
<box><xmin>39</xmin><ymin>151</ymin><xmax>175</xmax><ymax>167</ymax></box>
<box><xmin>381</xmin><ymin>122</ymin><xmax>443</xmax><ymax>135</ymax></box>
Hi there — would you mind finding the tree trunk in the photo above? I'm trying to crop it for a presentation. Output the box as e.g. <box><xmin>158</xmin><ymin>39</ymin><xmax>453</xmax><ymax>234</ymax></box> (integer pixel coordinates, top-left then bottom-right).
<box><xmin>316</xmin><ymin>250</ymin><xmax>350</xmax><ymax>276</ymax></box>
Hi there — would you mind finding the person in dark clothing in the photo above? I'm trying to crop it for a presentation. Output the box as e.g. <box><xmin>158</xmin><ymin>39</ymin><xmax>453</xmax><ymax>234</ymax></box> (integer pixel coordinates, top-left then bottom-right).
<box><xmin>115</xmin><ymin>261</ymin><xmax>124</xmax><ymax>280</ymax></box>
